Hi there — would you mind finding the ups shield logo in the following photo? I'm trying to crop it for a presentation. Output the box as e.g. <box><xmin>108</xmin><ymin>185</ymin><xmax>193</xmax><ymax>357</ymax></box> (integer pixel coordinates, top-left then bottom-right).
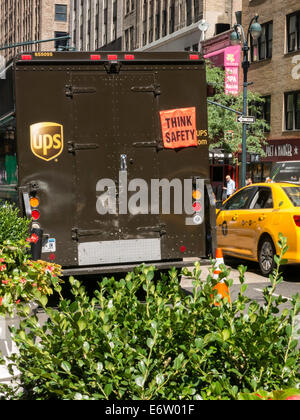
<box><xmin>30</xmin><ymin>122</ymin><xmax>64</xmax><ymax>162</ymax></box>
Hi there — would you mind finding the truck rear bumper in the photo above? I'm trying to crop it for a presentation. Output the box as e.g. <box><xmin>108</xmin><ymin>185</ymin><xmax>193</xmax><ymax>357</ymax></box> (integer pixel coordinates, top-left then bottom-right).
<box><xmin>62</xmin><ymin>258</ymin><xmax>211</xmax><ymax>277</ymax></box>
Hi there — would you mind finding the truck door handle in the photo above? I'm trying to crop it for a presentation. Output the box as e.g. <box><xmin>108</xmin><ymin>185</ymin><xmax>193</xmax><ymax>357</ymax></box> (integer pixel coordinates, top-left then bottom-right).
<box><xmin>120</xmin><ymin>154</ymin><xmax>127</xmax><ymax>172</ymax></box>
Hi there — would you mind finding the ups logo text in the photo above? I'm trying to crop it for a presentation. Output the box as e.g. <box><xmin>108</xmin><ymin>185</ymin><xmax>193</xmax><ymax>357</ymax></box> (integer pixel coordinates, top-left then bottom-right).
<box><xmin>30</xmin><ymin>122</ymin><xmax>64</xmax><ymax>162</ymax></box>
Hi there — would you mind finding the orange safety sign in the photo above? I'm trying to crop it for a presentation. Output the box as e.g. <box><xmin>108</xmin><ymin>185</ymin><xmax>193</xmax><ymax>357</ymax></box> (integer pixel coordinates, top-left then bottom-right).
<box><xmin>160</xmin><ymin>107</ymin><xmax>197</xmax><ymax>149</ymax></box>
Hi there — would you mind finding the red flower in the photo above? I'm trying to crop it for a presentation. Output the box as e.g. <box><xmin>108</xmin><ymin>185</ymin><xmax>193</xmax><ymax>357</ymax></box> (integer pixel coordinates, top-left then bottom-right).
<box><xmin>0</xmin><ymin>297</ymin><xmax>3</xmax><ymax>306</ymax></box>
<box><xmin>26</xmin><ymin>234</ymin><xmax>39</xmax><ymax>244</ymax></box>
<box><xmin>0</xmin><ymin>258</ymin><xmax>5</xmax><ymax>263</ymax></box>
<box><xmin>15</xmin><ymin>300</ymin><xmax>21</xmax><ymax>305</ymax></box>
<box><xmin>0</xmin><ymin>265</ymin><xmax>7</xmax><ymax>272</ymax></box>
<box><xmin>2</xmin><ymin>280</ymin><xmax>9</xmax><ymax>285</ymax></box>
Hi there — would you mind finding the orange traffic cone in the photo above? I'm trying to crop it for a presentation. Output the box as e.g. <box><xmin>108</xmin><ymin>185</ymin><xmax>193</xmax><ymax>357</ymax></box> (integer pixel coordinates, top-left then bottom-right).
<box><xmin>215</xmin><ymin>248</ymin><xmax>225</xmax><ymax>269</ymax></box>
<box><xmin>211</xmin><ymin>250</ymin><xmax>231</xmax><ymax>306</ymax></box>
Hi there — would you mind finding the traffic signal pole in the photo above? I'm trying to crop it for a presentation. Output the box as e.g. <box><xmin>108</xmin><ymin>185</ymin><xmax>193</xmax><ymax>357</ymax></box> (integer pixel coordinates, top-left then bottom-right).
<box><xmin>0</xmin><ymin>35</ymin><xmax>71</xmax><ymax>52</ymax></box>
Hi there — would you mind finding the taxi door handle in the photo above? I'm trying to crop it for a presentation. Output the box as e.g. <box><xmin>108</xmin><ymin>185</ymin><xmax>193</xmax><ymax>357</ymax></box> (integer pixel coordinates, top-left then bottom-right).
<box><xmin>258</xmin><ymin>215</ymin><xmax>266</xmax><ymax>222</ymax></box>
<box><xmin>232</xmin><ymin>215</ymin><xmax>238</xmax><ymax>221</ymax></box>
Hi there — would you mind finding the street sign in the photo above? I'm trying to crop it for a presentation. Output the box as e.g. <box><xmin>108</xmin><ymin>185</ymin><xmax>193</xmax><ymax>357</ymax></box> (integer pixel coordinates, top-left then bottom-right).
<box><xmin>237</xmin><ymin>115</ymin><xmax>256</xmax><ymax>124</ymax></box>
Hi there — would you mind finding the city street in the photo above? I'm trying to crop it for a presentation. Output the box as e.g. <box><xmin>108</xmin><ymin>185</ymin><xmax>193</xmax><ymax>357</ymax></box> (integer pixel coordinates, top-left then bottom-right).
<box><xmin>181</xmin><ymin>257</ymin><xmax>300</xmax><ymax>304</ymax></box>
<box><xmin>181</xmin><ymin>258</ymin><xmax>300</xmax><ymax>342</ymax></box>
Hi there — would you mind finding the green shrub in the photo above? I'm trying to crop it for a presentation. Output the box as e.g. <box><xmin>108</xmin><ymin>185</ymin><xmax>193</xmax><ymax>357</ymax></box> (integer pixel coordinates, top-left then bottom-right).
<box><xmin>2</xmin><ymin>235</ymin><xmax>300</xmax><ymax>400</ymax></box>
<box><xmin>0</xmin><ymin>202</ymin><xmax>31</xmax><ymax>243</ymax></box>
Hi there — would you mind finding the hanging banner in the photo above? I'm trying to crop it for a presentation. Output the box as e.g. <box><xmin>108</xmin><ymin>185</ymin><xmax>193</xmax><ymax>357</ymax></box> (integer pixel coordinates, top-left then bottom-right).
<box><xmin>159</xmin><ymin>107</ymin><xmax>197</xmax><ymax>149</ymax></box>
<box><xmin>224</xmin><ymin>45</ymin><xmax>241</xmax><ymax>96</ymax></box>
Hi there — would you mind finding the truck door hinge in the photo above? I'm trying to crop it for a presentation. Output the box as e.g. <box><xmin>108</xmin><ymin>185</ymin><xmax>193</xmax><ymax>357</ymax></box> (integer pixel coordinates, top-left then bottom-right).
<box><xmin>131</xmin><ymin>83</ymin><xmax>161</xmax><ymax>96</ymax></box>
<box><xmin>72</xmin><ymin>228</ymin><xmax>102</xmax><ymax>241</ymax></box>
<box><xmin>65</xmin><ymin>85</ymin><xmax>96</xmax><ymax>98</ymax></box>
<box><xmin>137</xmin><ymin>224</ymin><xmax>167</xmax><ymax>237</ymax></box>
<box><xmin>132</xmin><ymin>141</ymin><xmax>164</xmax><ymax>151</ymax></box>
<box><xmin>68</xmin><ymin>141</ymin><xmax>99</xmax><ymax>154</ymax></box>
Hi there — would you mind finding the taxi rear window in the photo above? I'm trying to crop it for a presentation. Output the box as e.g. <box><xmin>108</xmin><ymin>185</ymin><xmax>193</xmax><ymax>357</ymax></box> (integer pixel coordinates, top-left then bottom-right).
<box><xmin>283</xmin><ymin>186</ymin><xmax>300</xmax><ymax>206</ymax></box>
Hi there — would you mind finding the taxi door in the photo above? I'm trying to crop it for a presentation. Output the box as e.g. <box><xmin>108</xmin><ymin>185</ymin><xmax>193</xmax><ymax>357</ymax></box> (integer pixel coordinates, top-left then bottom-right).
<box><xmin>217</xmin><ymin>186</ymin><xmax>257</xmax><ymax>255</ymax></box>
<box><xmin>243</xmin><ymin>186</ymin><xmax>274</xmax><ymax>258</ymax></box>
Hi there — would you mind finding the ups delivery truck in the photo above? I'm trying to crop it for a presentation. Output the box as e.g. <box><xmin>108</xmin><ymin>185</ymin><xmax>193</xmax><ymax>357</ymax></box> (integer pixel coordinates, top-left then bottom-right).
<box><xmin>0</xmin><ymin>51</ymin><xmax>216</xmax><ymax>275</ymax></box>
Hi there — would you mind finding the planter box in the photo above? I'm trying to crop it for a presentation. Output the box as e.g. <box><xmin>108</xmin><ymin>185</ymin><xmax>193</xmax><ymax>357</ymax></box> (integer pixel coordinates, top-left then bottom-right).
<box><xmin>0</xmin><ymin>302</ymin><xmax>38</xmax><ymax>385</ymax></box>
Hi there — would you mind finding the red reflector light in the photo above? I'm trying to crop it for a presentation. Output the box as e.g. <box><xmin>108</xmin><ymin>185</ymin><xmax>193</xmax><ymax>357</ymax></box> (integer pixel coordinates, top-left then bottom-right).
<box><xmin>125</xmin><ymin>54</ymin><xmax>135</xmax><ymax>60</ymax></box>
<box><xmin>32</xmin><ymin>210</ymin><xmax>40</xmax><ymax>221</ymax></box>
<box><xmin>293</xmin><ymin>215</ymin><xmax>300</xmax><ymax>227</ymax></box>
<box><xmin>91</xmin><ymin>54</ymin><xmax>101</xmax><ymax>61</ymax></box>
<box><xmin>190</xmin><ymin>54</ymin><xmax>200</xmax><ymax>60</ymax></box>
<box><xmin>108</xmin><ymin>54</ymin><xmax>118</xmax><ymax>61</ymax></box>
<box><xmin>21</xmin><ymin>54</ymin><xmax>32</xmax><ymax>61</ymax></box>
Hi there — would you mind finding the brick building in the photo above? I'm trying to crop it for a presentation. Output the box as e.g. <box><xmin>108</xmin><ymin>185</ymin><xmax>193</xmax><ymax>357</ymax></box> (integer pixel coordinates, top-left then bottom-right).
<box><xmin>0</xmin><ymin>0</ymin><xmax>70</xmax><ymax>62</ymax></box>
<box><xmin>70</xmin><ymin>0</ymin><xmax>123</xmax><ymax>51</ymax></box>
<box><xmin>243</xmin><ymin>0</ymin><xmax>300</xmax><ymax>181</ymax></box>
<box><xmin>133</xmin><ymin>0</ymin><xmax>241</xmax><ymax>52</ymax></box>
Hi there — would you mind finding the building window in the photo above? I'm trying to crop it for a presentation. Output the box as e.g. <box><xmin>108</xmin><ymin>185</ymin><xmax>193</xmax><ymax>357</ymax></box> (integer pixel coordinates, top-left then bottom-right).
<box><xmin>285</xmin><ymin>91</ymin><xmax>300</xmax><ymax>131</ymax></box>
<box><xmin>155</xmin><ymin>1</ymin><xmax>160</xmax><ymax>41</ymax></box>
<box><xmin>162</xmin><ymin>0</ymin><xmax>167</xmax><ymax>37</ymax></box>
<box><xmin>186</xmin><ymin>0</ymin><xmax>192</xmax><ymax>26</ymax></box>
<box><xmin>55</xmin><ymin>4</ymin><xmax>67</xmax><ymax>22</ymax></box>
<box><xmin>169</xmin><ymin>1</ymin><xmax>175</xmax><ymax>34</ymax></box>
<box><xmin>194</xmin><ymin>0</ymin><xmax>201</xmax><ymax>22</ymax></box>
<box><xmin>287</xmin><ymin>11</ymin><xmax>300</xmax><ymax>53</ymax></box>
<box><xmin>54</xmin><ymin>31</ymin><xmax>69</xmax><ymax>50</ymax></box>
<box><xmin>251</xmin><ymin>21</ymin><xmax>273</xmax><ymax>61</ymax></box>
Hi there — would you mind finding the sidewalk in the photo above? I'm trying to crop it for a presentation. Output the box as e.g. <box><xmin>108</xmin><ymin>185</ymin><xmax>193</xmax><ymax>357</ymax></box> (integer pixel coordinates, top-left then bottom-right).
<box><xmin>180</xmin><ymin>264</ymin><xmax>267</xmax><ymax>288</ymax></box>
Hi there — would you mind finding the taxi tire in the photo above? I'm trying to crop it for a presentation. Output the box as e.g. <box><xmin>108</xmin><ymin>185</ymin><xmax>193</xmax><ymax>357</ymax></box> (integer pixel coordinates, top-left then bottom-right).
<box><xmin>258</xmin><ymin>236</ymin><xmax>276</xmax><ymax>276</ymax></box>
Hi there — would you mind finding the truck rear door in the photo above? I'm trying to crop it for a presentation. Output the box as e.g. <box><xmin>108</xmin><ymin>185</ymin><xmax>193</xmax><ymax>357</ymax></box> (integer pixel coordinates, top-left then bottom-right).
<box><xmin>71</xmin><ymin>70</ymin><xmax>162</xmax><ymax>266</ymax></box>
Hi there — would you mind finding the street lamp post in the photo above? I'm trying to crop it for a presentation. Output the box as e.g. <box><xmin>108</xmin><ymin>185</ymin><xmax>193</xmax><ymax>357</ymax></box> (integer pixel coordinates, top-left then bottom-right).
<box><xmin>231</xmin><ymin>16</ymin><xmax>262</xmax><ymax>188</ymax></box>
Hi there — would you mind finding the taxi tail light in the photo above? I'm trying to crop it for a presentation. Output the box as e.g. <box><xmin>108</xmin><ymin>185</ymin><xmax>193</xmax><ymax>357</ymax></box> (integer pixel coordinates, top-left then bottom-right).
<box><xmin>293</xmin><ymin>215</ymin><xmax>300</xmax><ymax>227</ymax></box>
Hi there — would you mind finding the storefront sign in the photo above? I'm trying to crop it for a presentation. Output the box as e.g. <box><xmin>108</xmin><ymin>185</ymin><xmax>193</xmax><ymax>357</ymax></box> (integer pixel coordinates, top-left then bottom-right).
<box><xmin>262</xmin><ymin>139</ymin><xmax>300</xmax><ymax>162</ymax></box>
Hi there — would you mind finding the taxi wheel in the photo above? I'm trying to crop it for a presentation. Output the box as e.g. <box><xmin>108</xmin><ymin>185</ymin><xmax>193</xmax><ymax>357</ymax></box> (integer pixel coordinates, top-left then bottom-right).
<box><xmin>258</xmin><ymin>237</ymin><xmax>275</xmax><ymax>276</ymax></box>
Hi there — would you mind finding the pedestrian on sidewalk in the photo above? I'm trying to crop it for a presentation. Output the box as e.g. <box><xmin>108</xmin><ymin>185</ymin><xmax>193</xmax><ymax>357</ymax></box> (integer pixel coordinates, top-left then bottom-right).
<box><xmin>223</xmin><ymin>175</ymin><xmax>236</xmax><ymax>198</ymax></box>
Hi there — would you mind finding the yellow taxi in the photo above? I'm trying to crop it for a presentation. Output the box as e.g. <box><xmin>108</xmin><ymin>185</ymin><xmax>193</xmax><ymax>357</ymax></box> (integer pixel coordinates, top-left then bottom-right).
<box><xmin>216</xmin><ymin>182</ymin><xmax>300</xmax><ymax>275</ymax></box>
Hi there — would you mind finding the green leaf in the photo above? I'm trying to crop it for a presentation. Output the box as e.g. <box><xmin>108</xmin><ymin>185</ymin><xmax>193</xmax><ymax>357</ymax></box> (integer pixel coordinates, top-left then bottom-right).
<box><xmin>222</xmin><ymin>329</ymin><xmax>231</xmax><ymax>341</ymax></box>
<box><xmin>83</xmin><ymin>342</ymin><xmax>90</xmax><ymax>353</ymax></box>
<box><xmin>77</xmin><ymin>319</ymin><xmax>87</xmax><ymax>332</ymax></box>
<box><xmin>241</xmin><ymin>284</ymin><xmax>248</xmax><ymax>294</ymax></box>
<box><xmin>286</xmin><ymin>325</ymin><xmax>292</xmax><ymax>337</ymax></box>
<box><xmin>104</xmin><ymin>383</ymin><xmax>113</xmax><ymax>397</ymax></box>
<box><xmin>61</xmin><ymin>361</ymin><xmax>71</xmax><ymax>374</ymax></box>
<box><xmin>173</xmin><ymin>353</ymin><xmax>184</xmax><ymax>370</ymax></box>
<box><xmin>96</xmin><ymin>362</ymin><xmax>103</xmax><ymax>373</ymax></box>
<box><xmin>40</xmin><ymin>295</ymin><xmax>48</xmax><ymax>307</ymax></box>
<box><xmin>135</xmin><ymin>376</ymin><xmax>145</xmax><ymax>388</ymax></box>
<box><xmin>147</xmin><ymin>338</ymin><xmax>154</xmax><ymax>348</ymax></box>
<box><xmin>156</xmin><ymin>373</ymin><xmax>164</xmax><ymax>385</ymax></box>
